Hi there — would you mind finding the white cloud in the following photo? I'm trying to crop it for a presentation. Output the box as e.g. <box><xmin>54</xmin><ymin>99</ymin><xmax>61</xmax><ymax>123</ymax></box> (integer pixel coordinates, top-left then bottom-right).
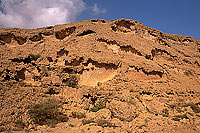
<box><xmin>92</xmin><ymin>4</ymin><xmax>106</xmax><ymax>15</ymax></box>
<box><xmin>0</xmin><ymin>0</ymin><xmax>85</xmax><ymax>28</ymax></box>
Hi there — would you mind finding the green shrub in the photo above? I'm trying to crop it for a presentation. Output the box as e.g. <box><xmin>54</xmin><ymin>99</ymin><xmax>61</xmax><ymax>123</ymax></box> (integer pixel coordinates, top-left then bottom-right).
<box><xmin>89</xmin><ymin>103</ymin><xmax>105</xmax><ymax>112</ymax></box>
<box><xmin>69</xmin><ymin>124</ymin><xmax>75</xmax><ymax>127</ymax></box>
<box><xmin>29</xmin><ymin>53</ymin><xmax>41</xmax><ymax>61</ymax></box>
<box><xmin>28</xmin><ymin>98</ymin><xmax>68</xmax><ymax>126</ymax></box>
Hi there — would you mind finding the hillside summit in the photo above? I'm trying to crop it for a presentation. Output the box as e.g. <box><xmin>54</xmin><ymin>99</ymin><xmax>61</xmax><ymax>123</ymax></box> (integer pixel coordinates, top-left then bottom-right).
<box><xmin>0</xmin><ymin>19</ymin><xmax>200</xmax><ymax>132</ymax></box>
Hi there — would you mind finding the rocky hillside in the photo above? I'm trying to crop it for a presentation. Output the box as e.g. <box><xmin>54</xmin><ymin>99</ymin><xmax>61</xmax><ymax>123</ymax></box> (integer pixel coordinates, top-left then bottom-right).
<box><xmin>0</xmin><ymin>19</ymin><xmax>200</xmax><ymax>132</ymax></box>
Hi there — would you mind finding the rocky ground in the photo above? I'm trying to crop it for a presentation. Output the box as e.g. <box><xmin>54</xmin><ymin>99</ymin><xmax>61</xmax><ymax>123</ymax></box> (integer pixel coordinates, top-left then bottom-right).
<box><xmin>0</xmin><ymin>19</ymin><xmax>200</xmax><ymax>132</ymax></box>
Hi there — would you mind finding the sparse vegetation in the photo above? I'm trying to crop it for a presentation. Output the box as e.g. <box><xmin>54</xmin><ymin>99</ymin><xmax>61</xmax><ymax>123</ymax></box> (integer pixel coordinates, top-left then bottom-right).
<box><xmin>89</xmin><ymin>103</ymin><xmax>106</xmax><ymax>112</ymax></box>
<box><xmin>29</xmin><ymin>53</ymin><xmax>41</xmax><ymax>61</ymax></box>
<box><xmin>196</xmin><ymin>114</ymin><xmax>200</xmax><ymax>117</ymax></box>
<box><xmin>69</xmin><ymin>124</ymin><xmax>75</xmax><ymax>127</ymax></box>
<box><xmin>28</xmin><ymin>98</ymin><xmax>68</xmax><ymax>126</ymax></box>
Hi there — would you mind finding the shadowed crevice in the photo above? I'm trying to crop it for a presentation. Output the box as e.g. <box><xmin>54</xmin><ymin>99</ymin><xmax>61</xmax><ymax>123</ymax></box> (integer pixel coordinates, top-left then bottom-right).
<box><xmin>129</xmin><ymin>65</ymin><xmax>163</xmax><ymax>78</ymax></box>
<box><xmin>77</xmin><ymin>30</ymin><xmax>96</xmax><ymax>36</ymax></box>
<box><xmin>55</xmin><ymin>26</ymin><xmax>76</xmax><ymax>40</ymax></box>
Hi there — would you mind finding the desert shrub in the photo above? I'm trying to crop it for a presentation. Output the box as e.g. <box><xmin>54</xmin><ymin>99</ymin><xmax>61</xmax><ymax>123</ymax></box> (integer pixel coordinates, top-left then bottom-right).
<box><xmin>28</xmin><ymin>98</ymin><xmax>68</xmax><ymax>126</ymax></box>
<box><xmin>62</xmin><ymin>75</ymin><xmax>78</xmax><ymax>88</ymax></box>
<box><xmin>89</xmin><ymin>103</ymin><xmax>106</xmax><ymax>112</ymax></box>
<box><xmin>29</xmin><ymin>53</ymin><xmax>41</xmax><ymax>61</ymax></box>
<box><xmin>69</xmin><ymin>124</ymin><xmax>75</xmax><ymax>127</ymax></box>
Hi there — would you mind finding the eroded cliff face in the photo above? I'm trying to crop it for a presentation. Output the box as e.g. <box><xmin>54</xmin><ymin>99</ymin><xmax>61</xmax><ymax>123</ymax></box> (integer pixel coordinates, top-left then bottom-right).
<box><xmin>0</xmin><ymin>19</ymin><xmax>200</xmax><ymax>132</ymax></box>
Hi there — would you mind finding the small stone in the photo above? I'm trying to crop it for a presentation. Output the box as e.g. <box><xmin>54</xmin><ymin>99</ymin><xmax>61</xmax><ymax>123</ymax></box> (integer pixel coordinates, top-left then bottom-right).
<box><xmin>111</xmin><ymin>118</ymin><xmax>122</xmax><ymax>127</ymax></box>
<box><xmin>28</xmin><ymin>124</ymin><xmax>34</xmax><ymax>130</ymax></box>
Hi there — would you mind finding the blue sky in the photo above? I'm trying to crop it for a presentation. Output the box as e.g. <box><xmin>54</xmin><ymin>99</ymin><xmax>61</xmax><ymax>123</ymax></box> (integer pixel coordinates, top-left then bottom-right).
<box><xmin>78</xmin><ymin>0</ymin><xmax>200</xmax><ymax>40</ymax></box>
<box><xmin>0</xmin><ymin>0</ymin><xmax>199</xmax><ymax>40</ymax></box>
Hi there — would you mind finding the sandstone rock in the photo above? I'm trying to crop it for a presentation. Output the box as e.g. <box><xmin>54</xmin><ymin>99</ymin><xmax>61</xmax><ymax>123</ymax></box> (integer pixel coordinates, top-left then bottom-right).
<box><xmin>107</xmin><ymin>100</ymin><xmax>137</xmax><ymax>121</ymax></box>
<box><xmin>0</xmin><ymin>18</ymin><xmax>199</xmax><ymax>132</ymax></box>
<box><xmin>110</xmin><ymin>118</ymin><xmax>122</xmax><ymax>127</ymax></box>
<box><xmin>86</xmin><ymin>108</ymin><xmax>111</xmax><ymax>121</ymax></box>
<box><xmin>95</xmin><ymin>108</ymin><xmax>112</xmax><ymax>120</ymax></box>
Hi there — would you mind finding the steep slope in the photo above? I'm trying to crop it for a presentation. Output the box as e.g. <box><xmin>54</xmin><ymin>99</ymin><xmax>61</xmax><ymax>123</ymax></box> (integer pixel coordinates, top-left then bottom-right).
<box><xmin>0</xmin><ymin>19</ymin><xmax>200</xmax><ymax>132</ymax></box>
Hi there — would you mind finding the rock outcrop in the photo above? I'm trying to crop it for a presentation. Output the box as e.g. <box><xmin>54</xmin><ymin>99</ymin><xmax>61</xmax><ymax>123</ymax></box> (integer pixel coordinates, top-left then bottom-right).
<box><xmin>0</xmin><ymin>19</ymin><xmax>199</xmax><ymax>132</ymax></box>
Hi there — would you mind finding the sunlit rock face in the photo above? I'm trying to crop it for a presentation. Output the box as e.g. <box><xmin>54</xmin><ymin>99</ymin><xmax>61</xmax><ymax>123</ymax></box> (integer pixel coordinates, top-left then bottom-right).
<box><xmin>0</xmin><ymin>19</ymin><xmax>200</xmax><ymax>132</ymax></box>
